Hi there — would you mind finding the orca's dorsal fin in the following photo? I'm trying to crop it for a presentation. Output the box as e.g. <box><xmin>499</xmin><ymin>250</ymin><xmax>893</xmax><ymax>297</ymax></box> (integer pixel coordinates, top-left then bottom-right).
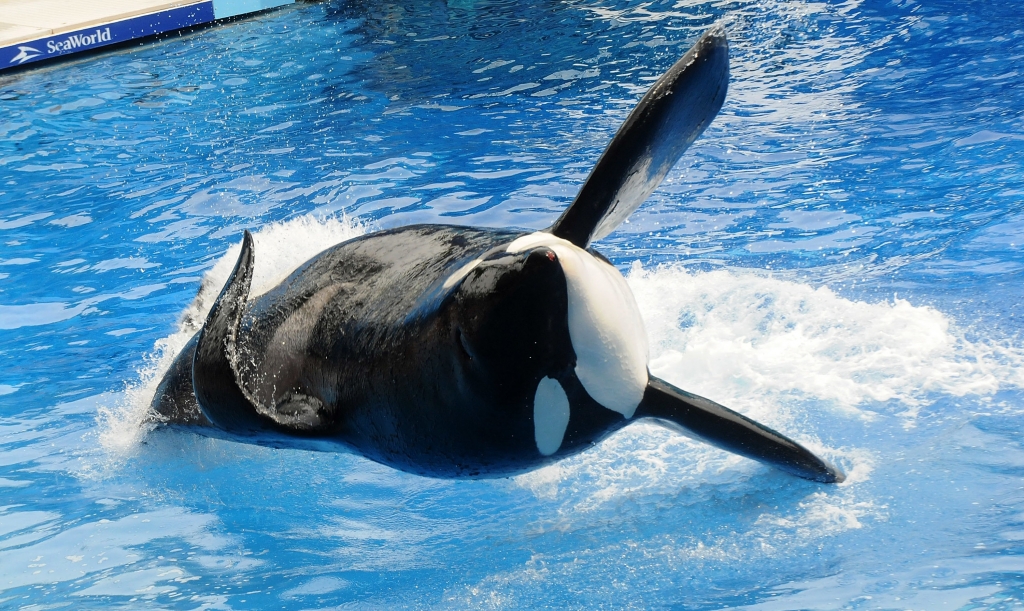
<box><xmin>636</xmin><ymin>376</ymin><xmax>845</xmax><ymax>483</ymax></box>
<box><xmin>549</xmin><ymin>25</ymin><xmax>729</xmax><ymax>247</ymax></box>
<box><xmin>192</xmin><ymin>230</ymin><xmax>267</xmax><ymax>433</ymax></box>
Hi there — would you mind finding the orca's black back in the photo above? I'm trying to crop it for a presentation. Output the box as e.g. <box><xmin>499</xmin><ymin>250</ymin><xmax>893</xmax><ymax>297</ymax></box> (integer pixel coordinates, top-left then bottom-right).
<box><xmin>234</xmin><ymin>224</ymin><xmax>567</xmax><ymax>475</ymax></box>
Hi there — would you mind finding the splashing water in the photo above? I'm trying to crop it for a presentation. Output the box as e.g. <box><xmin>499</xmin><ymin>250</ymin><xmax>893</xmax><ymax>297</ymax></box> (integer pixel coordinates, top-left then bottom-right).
<box><xmin>98</xmin><ymin>215</ymin><xmax>367</xmax><ymax>451</ymax></box>
<box><xmin>631</xmin><ymin>265</ymin><xmax>1024</xmax><ymax>421</ymax></box>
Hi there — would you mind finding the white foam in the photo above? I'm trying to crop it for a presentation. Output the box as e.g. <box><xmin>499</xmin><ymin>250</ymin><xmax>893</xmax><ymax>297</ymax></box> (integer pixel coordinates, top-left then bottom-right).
<box><xmin>533</xmin><ymin>377</ymin><xmax>570</xmax><ymax>456</ymax></box>
<box><xmin>98</xmin><ymin>215</ymin><xmax>366</xmax><ymax>452</ymax></box>
<box><xmin>507</xmin><ymin>232</ymin><xmax>649</xmax><ymax>418</ymax></box>
<box><xmin>210</xmin><ymin>214</ymin><xmax>367</xmax><ymax>300</ymax></box>
<box><xmin>628</xmin><ymin>264</ymin><xmax>1024</xmax><ymax>422</ymax></box>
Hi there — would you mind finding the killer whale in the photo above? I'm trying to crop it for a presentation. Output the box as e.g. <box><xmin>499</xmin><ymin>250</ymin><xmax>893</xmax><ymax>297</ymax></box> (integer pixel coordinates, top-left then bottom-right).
<box><xmin>152</xmin><ymin>26</ymin><xmax>845</xmax><ymax>484</ymax></box>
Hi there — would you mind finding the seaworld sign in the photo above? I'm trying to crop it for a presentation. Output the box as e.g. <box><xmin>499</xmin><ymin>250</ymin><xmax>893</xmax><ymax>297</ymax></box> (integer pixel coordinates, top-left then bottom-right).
<box><xmin>0</xmin><ymin>3</ymin><xmax>215</xmax><ymax>70</ymax></box>
<box><xmin>0</xmin><ymin>0</ymin><xmax>292</xmax><ymax>72</ymax></box>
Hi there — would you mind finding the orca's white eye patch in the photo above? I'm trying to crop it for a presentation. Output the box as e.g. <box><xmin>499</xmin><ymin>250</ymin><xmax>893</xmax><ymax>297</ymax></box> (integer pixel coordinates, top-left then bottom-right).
<box><xmin>508</xmin><ymin>232</ymin><xmax>649</xmax><ymax>418</ymax></box>
<box><xmin>533</xmin><ymin>376</ymin><xmax>570</xmax><ymax>456</ymax></box>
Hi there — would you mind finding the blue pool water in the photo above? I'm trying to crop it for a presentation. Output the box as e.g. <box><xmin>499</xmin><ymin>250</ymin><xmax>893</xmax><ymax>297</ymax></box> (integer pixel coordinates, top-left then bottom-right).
<box><xmin>2</xmin><ymin>0</ymin><xmax>1024</xmax><ymax>608</ymax></box>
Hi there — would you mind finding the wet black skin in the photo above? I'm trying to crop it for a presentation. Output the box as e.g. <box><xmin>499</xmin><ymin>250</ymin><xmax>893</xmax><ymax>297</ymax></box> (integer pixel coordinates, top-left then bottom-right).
<box><xmin>152</xmin><ymin>27</ymin><xmax>846</xmax><ymax>483</ymax></box>
<box><xmin>155</xmin><ymin>225</ymin><xmax>633</xmax><ymax>476</ymax></box>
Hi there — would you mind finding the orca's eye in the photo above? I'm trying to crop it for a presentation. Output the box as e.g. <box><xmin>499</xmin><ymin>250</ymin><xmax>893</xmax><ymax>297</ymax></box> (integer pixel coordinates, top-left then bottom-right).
<box><xmin>527</xmin><ymin>248</ymin><xmax>557</xmax><ymax>264</ymax></box>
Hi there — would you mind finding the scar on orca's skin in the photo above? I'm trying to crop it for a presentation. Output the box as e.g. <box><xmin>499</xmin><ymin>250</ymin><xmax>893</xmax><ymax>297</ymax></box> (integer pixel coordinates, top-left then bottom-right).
<box><xmin>152</xmin><ymin>25</ymin><xmax>845</xmax><ymax>484</ymax></box>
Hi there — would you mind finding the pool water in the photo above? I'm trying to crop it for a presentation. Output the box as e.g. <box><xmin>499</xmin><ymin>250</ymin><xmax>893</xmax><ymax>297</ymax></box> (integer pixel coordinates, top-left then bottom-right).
<box><xmin>2</xmin><ymin>0</ymin><xmax>1024</xmax><ymax>608</ymax></box>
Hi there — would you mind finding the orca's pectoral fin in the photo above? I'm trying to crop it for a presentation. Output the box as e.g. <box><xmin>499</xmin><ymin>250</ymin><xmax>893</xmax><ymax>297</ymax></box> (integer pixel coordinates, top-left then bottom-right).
<box><xmin>192</xmin><ymin>230</ymin><xmax>268</xmax><ymax>433</ymax></box>
<box><xmin>549</xmin><ymin>25</ymin><xmax>729</xmax><ymax>247</ymax></box>
<box><xmin>636</xmin><ymin>376</ymin><xmax>845</xmax><ymax>483</ymax></box>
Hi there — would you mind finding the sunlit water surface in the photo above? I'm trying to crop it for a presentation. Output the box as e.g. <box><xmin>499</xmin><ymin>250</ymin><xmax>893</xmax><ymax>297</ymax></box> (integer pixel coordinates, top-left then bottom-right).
<box><xmin>2</xmin><ymin>0</ymin><xmax>1024</xmax><ymax>608</ymax></box>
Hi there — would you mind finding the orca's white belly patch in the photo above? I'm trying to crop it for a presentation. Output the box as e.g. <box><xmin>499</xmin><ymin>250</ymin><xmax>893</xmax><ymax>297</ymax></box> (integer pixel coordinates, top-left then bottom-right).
<box><xmin>508</xmin><ymin>232</ymin><xmax>649</xmax><ymax>419</ymax></box>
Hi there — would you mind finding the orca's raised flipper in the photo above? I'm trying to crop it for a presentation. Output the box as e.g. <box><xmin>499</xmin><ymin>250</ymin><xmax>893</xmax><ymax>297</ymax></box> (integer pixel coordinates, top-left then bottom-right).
<box><xmin>192</xmin><ymin>230</ymin><xmax>268</xmax><ymax>433</ymax></box>
<box><xmin>637</xmin><ymin>376</ymin><xmax>845</xmax><ymax>483</ymax></box>
<box><xmin>550</xmin><ymin>25</ymin><xmax>729</xmax><ymax>247</ymax></box>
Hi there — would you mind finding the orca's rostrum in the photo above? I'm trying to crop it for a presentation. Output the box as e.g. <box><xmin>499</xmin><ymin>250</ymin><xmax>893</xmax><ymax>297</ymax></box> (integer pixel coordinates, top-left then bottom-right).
<box><xmin>152</xmin><ymin>26</ymin><xmax>845</xmax><ymax>484</ymax></box>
